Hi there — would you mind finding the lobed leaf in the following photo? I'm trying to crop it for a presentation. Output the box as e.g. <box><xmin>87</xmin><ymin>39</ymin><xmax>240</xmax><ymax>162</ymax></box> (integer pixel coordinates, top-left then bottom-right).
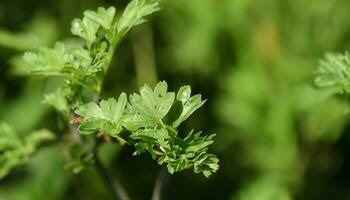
<box><xmin>315</xmin><ymin>52</ymin><xmax>350</xmax><ymax>93</ymax></box>
<box><xmin>117</xmin><ymin>0</ymin><xmax>161</xmax><ymax>35</ymax></box>
<box><xmin>75</xmin><ymin>93</ymin><xmax>127</xmax><ymax>136</ymax></box>
<box><xmin>84</xmin><ymin>7</ymin><xmax>116</xmax><ymax>30</ymax></box>
<box><xmin>123</xmin><ymin>81</ymin><xmax>175</xmax><ymax>131</ymax></box>
<box><xmin>173</xmin><ymin>86</ymin><xmax>206</xmax><ymax>127</ymax></box>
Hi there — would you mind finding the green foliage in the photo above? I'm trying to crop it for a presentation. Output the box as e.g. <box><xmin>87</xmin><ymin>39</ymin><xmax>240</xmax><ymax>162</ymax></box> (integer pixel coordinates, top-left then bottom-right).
<box><xmin>19</xmin><ymin>0</ymin><xmax>218</xmax><ymax>178</ymax></box>
<box><xmin>123</xmin><ymin>81</ymin><xmax>175</xmax><ymax>131</ymax></box>
<box><xmin>173</xmin><ymin>85</ymin><xmax>206</xmax><ymax>127</ymax></box>
<box><xmin>0</xmin><ymin>122</ymin><xmax>55</xmax><ymax>179</ymax></box>
<box><xmin>76</xmin><ymin>93</ymin><xmax>127</xmax><ymax>135</ymax></box>
<box><xmin>23</xmin><ymin>0</ymin><xmax>161</xmax><ymax>109</ymax></box>
<box><xmin>75</xmin><ymin>81</ymin><xmax>219</xmax><ymax>177</ymax></box>
<box><xmin>117</xmin><ymin>0</ymin><xmax>160</xmax><ymax>35</ymax></box>
<box><xmin>315</xmin><ymin>52</ymin><xmax>350</xmax><ymax>93</ymax></box>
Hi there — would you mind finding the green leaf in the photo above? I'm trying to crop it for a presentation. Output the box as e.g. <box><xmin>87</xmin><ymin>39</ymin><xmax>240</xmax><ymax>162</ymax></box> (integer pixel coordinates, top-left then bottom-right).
<box><xmin>117</xmin><ymin>0</ymin><xmax>161</xmax><ymax>35</ymax></box>
<box><xmin>173</xmin><ymin>86</ymin><xmax>206</xmax><ymax>127</ymax></box>
<box><xmin>157</xmin><ymin>131</ymin><xmax>219</xmax><ymax>177</ymax></box>
<box><xmin>75</xmin><ymin>93</ymin><xmax>127</xmax><ymax>136</ymax></box>
<box><xmin>84</xmin><ymin>7</ymin><xmax>116</xmax><ymax>30</ymax></box>
<box><xmin>65</xmin><ymin>47</ymin><xmax>95</xmax><ymax>74</ymax></box>
<box><xmin>71</xmin><ymin>18</ymin><xmax>99</xmax><ymax>45</ymax></box>
<box><xmin>23</xmin><ymin>42</ymin><xmax>95</xmax><ymax>77</ymax></box>
<box><xmin>123</xmin><ymin>81</ymin><xmax>175</xmax><ymax>131</ymax></box>
<box><xmin>131</xmin><ymin>128</ymin><xmax>170</xmax><ymax>149</ymax></box>
<box><xmin>177</xmin><ymin>85</ymin><xmax>191</xmax><ymax>103</ymax></box>
<box><xmin>42</xmin><ymin>89</ymin><xmax>68</xmax><ymax>112</ymax></box>
<box><xmin>23</xmin><ymin>42</ymin><xmax>66</xmax><ymax>75</ymax></box>
<box><xmin>315</xmin><ymin>52</ymin><xmax>350</xmax><ymax>93</ymax></box>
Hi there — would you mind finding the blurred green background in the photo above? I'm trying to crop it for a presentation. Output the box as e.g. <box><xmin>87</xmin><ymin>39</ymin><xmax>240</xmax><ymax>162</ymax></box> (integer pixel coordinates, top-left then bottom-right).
<box><xmin>1</xmin><ymin>0</ymin><xmax>350</xmax><ymax>199</ymax></box>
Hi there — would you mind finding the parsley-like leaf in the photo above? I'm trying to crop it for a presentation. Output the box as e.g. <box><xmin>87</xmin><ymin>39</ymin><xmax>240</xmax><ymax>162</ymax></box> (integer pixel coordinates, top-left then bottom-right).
<box><xmin>123</xmin><ymin>81</ymin><xmax>175</xmax><ymax>131</ymax></box>
<box><xmin>117</xmin><ymin>0</ymin><xmax>161</xmax><ymax>36</ymax></box>
<box><xmin>173</xmin><ymin>85</ymin><xmax>206</xmax><ymax>127</ymax></box>
<box><xmin>75</xmin><ymin>93</ymin><xmax>127</xmax><ymax>136</ymax></box>
<box><xmin>84</xmin><ymin>7</ymin><xmax>116</xmax><ymax>30</ymax></box>
<box><xmin>315</xmin><ymin>52</ymin><xmax>350</xmax><ymax>93</ymax></box>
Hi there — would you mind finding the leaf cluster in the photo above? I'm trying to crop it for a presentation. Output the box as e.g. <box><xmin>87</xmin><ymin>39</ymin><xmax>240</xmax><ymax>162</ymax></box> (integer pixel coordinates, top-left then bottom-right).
<box><xmin>23</xmin><ymin>0</ymin><xmax>160</xmax><ymax>110</ymax></box>
<box><xmin>75</xmin><ymin>81</ymin><xmax>219</xmax><ymax>177</ymax></box>
<box><xmin>315</xmin><ymin>52</ymin><xmax>350</xmax><ymax>94</ymax></box>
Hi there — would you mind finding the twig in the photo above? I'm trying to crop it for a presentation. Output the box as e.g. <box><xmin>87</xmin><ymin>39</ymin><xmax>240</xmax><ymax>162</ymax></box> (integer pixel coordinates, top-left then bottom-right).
<box><xmin>93</xmin><ymin>143</ymin><xmax>130</xmax><ymax>200</ymax></box>
<box><xmin>151</xmin><ymin>166</ymin><xmax>168</xmax><ymax>200</ymax></box>
<box><xmin>69</xmin><ymin>111</ymin><xmax>130</xmax><ymax>200</ymax></box>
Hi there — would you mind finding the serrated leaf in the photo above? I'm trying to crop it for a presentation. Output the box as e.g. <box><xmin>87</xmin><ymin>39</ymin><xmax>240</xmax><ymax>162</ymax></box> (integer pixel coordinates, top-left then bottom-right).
<box><xmin>71</xmin><ymin>18</ymin><xmax>99</xmax><ymax>45</ymax></box>
<box><xmin>117</xmin><ymin>0</ymin><xmax>161</xmax><ymax>35</ymax></box>
<box><xmin>84</xmin><ymin>7</ymin><xmax>116</xmax><ymax>30</ymax></box>
<box><xmin>123</xmin><ymin>81</ymin><xmax>175</xmax><ymax>131</ymax></box>
<box><xmin>131</xmin><ymin>128</ymin><xmax>170</xmax><ymax>149</ymax></box>
<box><xmin>23</xmin><ymin>42</ymin><xmax>95</xmax><ymax>77</ymax></box>
<box><xmin>23</xmin><ymin>42</ymin><xmax>66</xmax><ymax>75</ymax></box>
<box><xmin>315</xmin><ymin>52</ymin><xmax>350</xmax><ymax>93</ymax></box>
<box><xmin>173</xmin><ymin>87</ymin><xmax>206</xmax><ymax>127</ymax></box>
<box><xmin>75</xmin><ymin>93</ymin><xmax>127</xmax><ymax>136</ymax></box>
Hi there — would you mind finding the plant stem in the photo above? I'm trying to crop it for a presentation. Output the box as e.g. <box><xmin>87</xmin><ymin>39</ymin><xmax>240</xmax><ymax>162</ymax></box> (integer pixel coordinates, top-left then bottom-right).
<box><xmin>93</xmin><ymin>144</ymin><xmax>130</xmax><ymax>200</ymax></box>
<box><xmin>69</xmin><ymin>111</ymin><xmax>130</xmax><ymax>200</ymax></box>
<box><xmin>151</xmin><ymin>166</ymin><xmax>168</xmax><ymax>200</ymax></box>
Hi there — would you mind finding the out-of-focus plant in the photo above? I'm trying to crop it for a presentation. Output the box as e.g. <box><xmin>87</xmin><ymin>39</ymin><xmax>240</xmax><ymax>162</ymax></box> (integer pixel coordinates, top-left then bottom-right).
<box><xmin>0</xmin><ymin>123</ymin><xmax>54</xmax><ymax>179</ymax></box>
<box><xmin>213</xmin><ymin>0</ymin><xmax>350</xmax><ymax>199</ymax></box>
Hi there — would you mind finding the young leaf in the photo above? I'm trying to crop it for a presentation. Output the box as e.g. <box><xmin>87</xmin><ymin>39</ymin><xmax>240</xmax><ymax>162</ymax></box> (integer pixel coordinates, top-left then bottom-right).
<box><xmin>173</xmin><ymin>86</ymin><xmax>206</xmax><ymax>127</ymax></box>
<box><xmin>157</xmin><ymin>131</ymin><xmax>219</xmax><ymax>177</ymax></box>
<box><xmin>117</xmin><ymin>0</ymin><xmax>161</xmax><ymax>36</ymax></box>
<box><xmin>123</xmin><ymin>81</ymin><xmax>175</xmax><ymax>131</ymax></box>
<box><xmin>315</xmin><ymin>52</ymin><xmax>350</xmax><ymax>93</ymax></box>
<box><xmin>71</xmin><ymin>18</ymin><xmax>99</xmax><ymax>45</ymax></box>
<box><xmin>84</xmin><ymin>7</ymin><xmax>116</xmax><ymax>30</ymax></box>
<box><xmin>75</xmin><ymin>93</ymin><xmax>127</xmax><ymax>136</ymax></box>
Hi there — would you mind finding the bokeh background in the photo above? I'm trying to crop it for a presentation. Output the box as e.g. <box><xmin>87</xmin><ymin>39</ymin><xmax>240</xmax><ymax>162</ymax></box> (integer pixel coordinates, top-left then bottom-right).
<box><xmin>1</xmin><ymin>0</ymin><xmax>350</xmax><ymax>199</ymax></box>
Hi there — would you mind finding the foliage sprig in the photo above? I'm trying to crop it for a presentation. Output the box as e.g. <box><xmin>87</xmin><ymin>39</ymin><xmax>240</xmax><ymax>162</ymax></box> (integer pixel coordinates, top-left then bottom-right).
<box><xmin>20</xmin><ymin>0</ymin><xmax>218</xmax><ymax>178</ymax></box>
<box><xmin>76</xmin><ymin>81</ymin><xmax>219</xmax><ymax>177</ymax></box>
<box><xmin>315</xmin><ymin>52</ymin><xmax>350</xmax><ymax>94</ymax></box>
